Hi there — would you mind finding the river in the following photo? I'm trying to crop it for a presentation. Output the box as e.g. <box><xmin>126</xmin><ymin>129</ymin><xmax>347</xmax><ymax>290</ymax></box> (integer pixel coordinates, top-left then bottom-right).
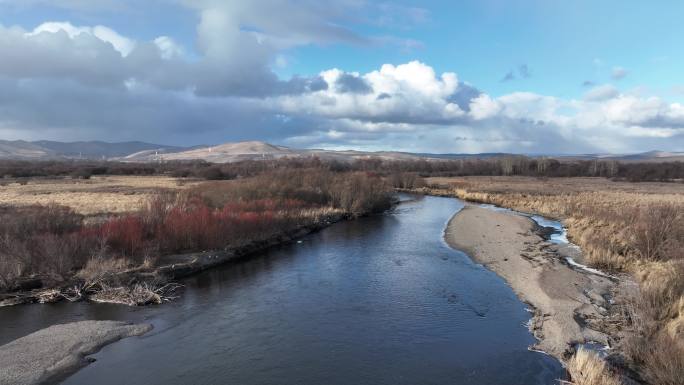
<box><xmin>0</xmin><ymin>195</ymin><xmax>564</xmax><ymax>384</ymax></box>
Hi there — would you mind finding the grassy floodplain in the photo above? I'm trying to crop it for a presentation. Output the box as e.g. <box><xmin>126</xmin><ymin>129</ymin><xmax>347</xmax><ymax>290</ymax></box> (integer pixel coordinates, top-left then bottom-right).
<box><xmin>0</xmin><ymin>176</ymin><xmax>200</xmax><ymax>216</ymax></box>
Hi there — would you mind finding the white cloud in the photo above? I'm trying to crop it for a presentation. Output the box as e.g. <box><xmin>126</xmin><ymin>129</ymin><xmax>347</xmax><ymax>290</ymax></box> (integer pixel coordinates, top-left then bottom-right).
<box><xmin>274</xmin><ymin>61</ymin><xmax>465</xmax><ymax>124</ymax></box>
<box><xmin>153</xmin><ymin>36</ymin><xmax>183</xmax><ymax>59</ymax></box>
<box><xmin>0</xmin><ymin>1</ymin><xmax>682</xmax><ymax>153</ymax></box>
<box><xmin>469</xmin><ymin>94</ymin><xmax>501</xmax><ymax>120</ymax></box>
<box><xmin>268</xmin><ymin>62</ymin><xmax>684</xmax><ymax>152</ymax></box>
<box><xmin>29</xmin><ymin>22</ymin><xmax>136</xmax><ymax>56</ymax></box>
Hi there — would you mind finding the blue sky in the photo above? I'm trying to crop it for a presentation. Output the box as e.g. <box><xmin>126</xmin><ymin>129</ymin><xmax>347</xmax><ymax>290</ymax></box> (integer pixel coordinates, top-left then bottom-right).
<box><xmin>288</xmin><ymin>0</ymin><xmax>684</xmax><ymax>99</ymax></box>
<box><xmin>0</xmin><ymin>0</ymin><xmax>682</xmax><ymax>153</ymax></box>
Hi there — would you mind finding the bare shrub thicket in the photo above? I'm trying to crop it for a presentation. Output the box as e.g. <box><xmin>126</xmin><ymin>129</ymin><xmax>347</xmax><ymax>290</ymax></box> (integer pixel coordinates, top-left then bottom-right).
<box><xmin>388</xmin><ymin>172</ymin><xmax>426</xmax><ymax>189</ymax></box>
<box><xmin>2</xmin><ymin>156</ymin><xmax>683</xmax><ymax>182</ymax></box>
<box><xmin>0</xmin><ymin>168</ymin><xmax>392</xmax><ymax>291</ymax></box>
<box><xmin>629</xmin><ymin>203</ymin><xmax>683</xmax><ymax>261</ymax></box>
<box><xmin>0</xmin><ymin>205</ymin><xmax>92</xmax><ymax>289</ymax></box>
<box><xmin>191</xmin><ymin>169</ymin><xmax>393</xmax><ymax>217</ymax></box>
<box><xmin>624</xmin><ymin>261</ymin><xmax>684</xmax><ymax>385</ymax></box>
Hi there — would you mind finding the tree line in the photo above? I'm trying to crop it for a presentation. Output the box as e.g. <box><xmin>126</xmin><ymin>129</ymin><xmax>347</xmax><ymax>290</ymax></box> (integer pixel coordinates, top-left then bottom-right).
<box><xmin>0</xmin><ymin>156</ymin><xmax>682</xmax><ymax>182</ymax></box>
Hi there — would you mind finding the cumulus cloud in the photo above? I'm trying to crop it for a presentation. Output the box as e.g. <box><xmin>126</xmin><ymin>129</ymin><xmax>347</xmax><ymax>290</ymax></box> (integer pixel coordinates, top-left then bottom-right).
<box><xmin>0</xmin><ymin>1</ymin><xmax>682</xmax><ymax>154</ymax></box>
<box><xmin>276</xmin><ymin>61</ymin><xmax>466</xmax><ymax>125</ymax></box>
<box><xmin>277</xmin><ymin>63</ymin><xmax>684</xmax><ymax>152</ymax></box>
<box><xmin>469</xmin><ymin>94</ymin><xmax>502</xmax><ymax>120</ymax></box>
<box><xmin>262</xmin><ymin>62</ymin><xmax>682</xmax><ymax>152</ymax></box>
<box><xmin>0</xmin><ymin>23</ymin><xmax>130</xmax><ymax>86</ymax></box>
<box><xmin>28</xmin><ymin>22</ymin><xmax>136</xmax><ymax>56</ymax></box>
<box><xmin>0</xmin><ymin>13</ymin><xmax>337</xmax><ymax>97</ymax></box>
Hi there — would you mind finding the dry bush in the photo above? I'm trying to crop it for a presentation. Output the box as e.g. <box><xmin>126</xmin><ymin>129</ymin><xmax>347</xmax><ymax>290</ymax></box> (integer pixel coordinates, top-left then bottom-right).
<box><xmin>623</xmin><ymin>261</ymin><xmax>684</xmax><ymax>384</ymax></box>
<box><xmin>0</xmin><ymin>204</ymin><xmax>82</xmax><ymax>237</ymax></box>
<box><xmin>632</xmin><ymin>261</ymin><xmax>684</xmax><ymax>318</ymax></box>
<box><xmin>189</xmin><ymin>168</ymin><xmax>392</xmax><ymax>217</ymax></box>
<box><xmin>626</xmin><ymin>331</ymin><xmax>684</xmax><ymax>385</ymax></box>
<box><xmin>0</xmin><ymin>204</ymin><xmax>90</xmax><ymax>289</ymax></box>
<box><xmin>389</xmin><ymin>172</ymin><xmax>425</xmax><ymax>189</ymax></box>
<box><xmin>76</xmin><ymin>256</ymin><xmax>133</xmax><ymax>283</ymax></box>
<box><xmin>629</xmin><ymin>203</ymin><xmax>683</xmax><ymax>261</ymax></box>
<box><xmin>0</xmin><ymin>251</ymin><xmax>22</xmax><ymax>290</ymax></box>
<box><xmin>564</xmin><ymin>348</ymin><xmax>622</xmax><ymax>385</ymax></box>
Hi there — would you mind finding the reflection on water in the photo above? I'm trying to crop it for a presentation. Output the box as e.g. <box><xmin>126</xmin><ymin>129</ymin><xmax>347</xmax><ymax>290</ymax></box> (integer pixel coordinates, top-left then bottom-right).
<box><xmin>0</xmin><ymin>195</ymin><xmax>564</xmax><ymax>385</ymax></box>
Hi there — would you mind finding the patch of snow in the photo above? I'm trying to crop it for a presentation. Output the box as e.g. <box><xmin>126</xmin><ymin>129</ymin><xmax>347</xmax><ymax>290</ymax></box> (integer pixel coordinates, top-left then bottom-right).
<box><xmin>565</xmin><ymin>257</ymin><xmax>615</xmax><ymax>279</ymax></box>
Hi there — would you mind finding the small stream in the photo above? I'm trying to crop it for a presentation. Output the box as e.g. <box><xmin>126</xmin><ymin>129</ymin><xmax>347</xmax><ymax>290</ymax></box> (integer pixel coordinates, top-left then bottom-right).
<box><xmin>0</xmin><ymin>195</ymin><xmax>564</xmax><ymax>384</ymax></box>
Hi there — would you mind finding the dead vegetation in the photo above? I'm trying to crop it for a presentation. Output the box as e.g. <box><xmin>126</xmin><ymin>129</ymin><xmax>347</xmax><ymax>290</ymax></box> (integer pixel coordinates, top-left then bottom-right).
<box><xmin>421</xmin><ymin>176</ymin><xmax>684</xmax><ymax>385</ymax></box>
<box><xmin>563</xmin><ymin>348</ymin><xmax>622</xmax><ymax>385</ymax></box>
<box><xmin>0</xmin><ymin>168</ymin><xmax>392</xmax><ymax>306</ymax></box>
<box><xmin>89</xmin><ymin>282</ymin><xmax>182</xmax><ymax>306</ymax></box>
<box><xmin>0</xmin><ymin>176</ymin><xmax>199</xmax><ymax>215</ymax></box>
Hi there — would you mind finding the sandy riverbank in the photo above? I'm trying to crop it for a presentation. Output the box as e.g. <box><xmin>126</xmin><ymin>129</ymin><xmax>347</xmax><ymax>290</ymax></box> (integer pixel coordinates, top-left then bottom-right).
<box><xmin>445</xmin><ymin>204</ymin><xmax>618</xmax><ymax>360</ymax></box>
<box><xmin>0</xmin><ymin>321</ymin><xmax>152</xmax><ymax>385</ymax></box>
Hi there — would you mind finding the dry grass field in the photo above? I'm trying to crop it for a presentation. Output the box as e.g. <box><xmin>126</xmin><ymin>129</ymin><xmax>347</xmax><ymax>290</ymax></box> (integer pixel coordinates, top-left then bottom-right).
<box><xmin>0</xmin><ymin>176</ymin><xmax>201</xmax><ymax>215</ymax></box>
<box><xmin>425</xmin><ymin>176</ymin><xmax>684</xmax><ymax>267</ymax></box>
<box><xmin>422</xmin><ymin>176</ymin><xmax>684</xmax><ymax>385</ymax></box>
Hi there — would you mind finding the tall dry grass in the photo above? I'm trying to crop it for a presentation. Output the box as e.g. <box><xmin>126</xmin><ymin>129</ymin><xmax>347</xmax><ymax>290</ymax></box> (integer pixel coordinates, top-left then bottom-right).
<box><xmin>422</xmin><ymin>176</ymin><xmax>684</xmax><ymax>385</ymax></box>
<box><xmin>564</xmin><ymin>348</ymin><xmax>622</xmax><ymax>385</ymax></box>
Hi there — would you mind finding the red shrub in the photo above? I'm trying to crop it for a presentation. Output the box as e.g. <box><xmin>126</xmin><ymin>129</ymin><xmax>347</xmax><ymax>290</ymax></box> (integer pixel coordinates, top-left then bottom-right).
<box><xmin>99</xmin><ymin>216</ymin><xmax>145</xmax><ymax>256</ymax></box>
<box><xmin>158</xmin><ymin>203</ymin><xmax>225</xmax><ymax>252</ymax></box>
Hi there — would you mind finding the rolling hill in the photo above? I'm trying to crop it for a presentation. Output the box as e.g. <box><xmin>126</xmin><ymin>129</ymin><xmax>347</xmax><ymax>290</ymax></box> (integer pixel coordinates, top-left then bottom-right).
<box><xmin>0</xmin><ymin>139</ymin><xmax>680</xmax><ymax>163</ymax></box>
<box><xmin>0</xmin><ymin>140</ymin><xmax>185</xmax><ymax>160</ymax></box>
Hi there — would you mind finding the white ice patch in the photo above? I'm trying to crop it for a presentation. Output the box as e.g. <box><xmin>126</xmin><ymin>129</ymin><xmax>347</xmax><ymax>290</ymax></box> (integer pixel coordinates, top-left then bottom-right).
<box><xmin>478</xmin><ymin>203</ymin><xmax>513</xmax><ymax>213</ymax></box>
<box><xmin>564</xmin><ymin>257</ymin><xmax>615</xmax><ymax>279</ymax></box>
<box><xmin>478</xmin><ymin>202</ymin><xmax>615</xmax><ymax>279</ymax></box>
<box><xmin>530</xmin><ymin>215</ymin><xmax>569</xmax><ymax>244</ymax></box>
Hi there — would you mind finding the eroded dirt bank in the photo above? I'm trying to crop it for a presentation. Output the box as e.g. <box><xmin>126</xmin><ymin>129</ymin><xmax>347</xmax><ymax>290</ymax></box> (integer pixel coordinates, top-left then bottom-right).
<box><xmin>445</xmin><ymin>204</ymin><xmax>621</xmax><ymax>361</ymax></box>
<box><xmin>0</xmin><ymin>320</ymin><xmax>152</xmax><ymax>385</ymax></box>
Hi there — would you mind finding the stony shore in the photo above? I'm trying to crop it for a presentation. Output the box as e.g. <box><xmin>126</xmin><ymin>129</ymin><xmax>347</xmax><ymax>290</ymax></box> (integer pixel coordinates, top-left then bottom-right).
<box><xmin>0</xmin><ymin>321</ymin><xmax>152</xmax><ymax>385</ymax></box>
<box><xmin>444</xmin><ymin>204</ymin><xmax>622</xmax><ymax>361</ymax></box>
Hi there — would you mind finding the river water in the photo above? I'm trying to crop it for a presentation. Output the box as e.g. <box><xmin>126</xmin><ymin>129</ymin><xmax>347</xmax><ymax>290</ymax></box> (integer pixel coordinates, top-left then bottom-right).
<box><xmin>0</xmin><ymin>195</ymin><xmax>563</xmax><ymax>384</ymax></box>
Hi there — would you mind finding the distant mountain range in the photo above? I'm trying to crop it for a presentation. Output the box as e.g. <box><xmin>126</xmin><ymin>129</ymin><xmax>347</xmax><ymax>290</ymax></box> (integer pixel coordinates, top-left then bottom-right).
<box><xmin>0</xmin><ymin>140</ymin><xmax>185</xmax><ymax>160</ymax></box>
<box><xmin>0</xmin><ymin>139</ymin><xmax>682</xmax><ymax>163</ymax></box>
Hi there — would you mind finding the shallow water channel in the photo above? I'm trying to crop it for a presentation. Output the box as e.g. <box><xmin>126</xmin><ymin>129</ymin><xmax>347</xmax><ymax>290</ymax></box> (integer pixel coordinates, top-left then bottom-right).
<box><xmin>0</xmin><ymin>195</ymin><xmax>564</xmax><ymax>384</ymax></box>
